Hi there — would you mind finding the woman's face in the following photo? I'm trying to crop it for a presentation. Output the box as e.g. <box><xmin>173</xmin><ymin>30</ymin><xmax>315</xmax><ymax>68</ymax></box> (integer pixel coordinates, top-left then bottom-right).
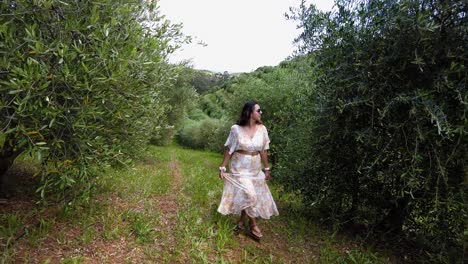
<box><xmin>251</xmin><ymin>104</ymin><xmax>262</xmax><ymax>122</ymax></box>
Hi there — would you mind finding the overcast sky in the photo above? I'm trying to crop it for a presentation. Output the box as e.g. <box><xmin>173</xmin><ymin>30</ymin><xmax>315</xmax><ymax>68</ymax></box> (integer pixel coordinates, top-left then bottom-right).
<box><xmin>158</xmin><ymin>0</ymin><xmax>334</xmax><ymax>73</ymax></box>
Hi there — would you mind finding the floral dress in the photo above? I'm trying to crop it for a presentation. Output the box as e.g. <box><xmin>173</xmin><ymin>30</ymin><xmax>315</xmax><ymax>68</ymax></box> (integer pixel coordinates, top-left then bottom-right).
<box><xmin>217</xmin><ymin>124</ymin><xmax>279</xmax><ymax>219</ymax></box>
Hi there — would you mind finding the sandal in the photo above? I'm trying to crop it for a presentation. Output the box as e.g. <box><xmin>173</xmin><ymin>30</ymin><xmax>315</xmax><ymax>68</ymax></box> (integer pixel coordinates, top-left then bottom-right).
<box><xmin>249</xmin><ymin>223</ymin><xmax>263</xmax><ymax>241</ymax></box>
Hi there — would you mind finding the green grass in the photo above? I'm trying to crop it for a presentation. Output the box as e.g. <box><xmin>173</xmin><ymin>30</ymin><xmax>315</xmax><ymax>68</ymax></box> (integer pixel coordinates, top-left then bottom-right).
<box><xmin>0</xmin><ymin>213</ymin><xmax>24</xmax><ymax>252</ymax></box>
<box><xmin>1</xmin><ymin>143</ymin><xmax>392</xmax><ymax>263</ymax></box>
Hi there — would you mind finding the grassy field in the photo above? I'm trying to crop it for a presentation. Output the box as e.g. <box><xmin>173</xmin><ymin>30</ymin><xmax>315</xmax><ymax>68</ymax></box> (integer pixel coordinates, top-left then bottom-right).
<box><xmin>0</xmin><ymin>144</ymin><xmax>393</xmax><ymax>263</ymax></box>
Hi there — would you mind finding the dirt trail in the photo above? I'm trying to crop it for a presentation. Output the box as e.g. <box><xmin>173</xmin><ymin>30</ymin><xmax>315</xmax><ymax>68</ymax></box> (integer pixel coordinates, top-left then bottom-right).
<box><xmin>153</xmin><ymin>156</ymin><xmax>183</xmax><ymax>255</ymax></box>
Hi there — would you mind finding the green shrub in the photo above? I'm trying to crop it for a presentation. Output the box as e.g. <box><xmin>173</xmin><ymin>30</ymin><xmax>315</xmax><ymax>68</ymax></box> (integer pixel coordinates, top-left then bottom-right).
<box><xmin>0</xmin><ymin>0</ymin><xmax>189</xmax><ymax>201</ymax></box>
<box><xmin>177</xmin><ymin>119</ymin><xmax>203</xmax><ymax>149</ymax></box>
<box><xmin>288</xmin><ymin>0</ymin><xmax>466</xmax><ymax>260</ymax></box>
<box><xmin>177</xmin><ymin>118</ymin><xmax>229</xmax><ymax>152</ymax></box>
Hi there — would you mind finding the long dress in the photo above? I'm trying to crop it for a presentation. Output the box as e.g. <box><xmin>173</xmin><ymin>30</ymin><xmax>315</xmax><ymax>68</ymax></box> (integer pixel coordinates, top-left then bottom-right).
<box><xmin>217</xmin><ymin>124</ymin><xmax>279</xmax><ymax>219</ymax></box>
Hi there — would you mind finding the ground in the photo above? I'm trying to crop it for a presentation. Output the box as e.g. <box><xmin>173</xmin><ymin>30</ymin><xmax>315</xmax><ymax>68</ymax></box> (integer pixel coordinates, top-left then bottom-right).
<box><xmin>0</xmin><ymin>144</ymin><xmax>396</xmax><ymax>263</ymax></box>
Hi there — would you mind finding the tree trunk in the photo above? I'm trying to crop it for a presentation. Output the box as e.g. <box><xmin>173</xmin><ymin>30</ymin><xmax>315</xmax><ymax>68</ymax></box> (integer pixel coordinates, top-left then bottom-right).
<box><xmin>381</xmin><ymin>196</ymin><xmax>410</xmax><ymax>234</ymax></box>
<box><xmin>0</xmin><ymin>134</ymin><xmax>23</xmax><ymax>198</ymax></box>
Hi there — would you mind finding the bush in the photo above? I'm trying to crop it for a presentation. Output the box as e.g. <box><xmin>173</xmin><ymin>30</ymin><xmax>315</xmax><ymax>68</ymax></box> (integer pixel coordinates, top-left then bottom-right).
<box><xmin>289</xmin><ymin>0</ymin><xmax>467</xmax><ymax>260</ymax></box>
<box><xmin>176</xmin><ymin>118</ymin><xmax>229</xmax><ymax>152</ymax></box>
<box><xmin>0</xmin><ymin>0</ymin><xmax>189</xmax><ymax>201</ymax></box>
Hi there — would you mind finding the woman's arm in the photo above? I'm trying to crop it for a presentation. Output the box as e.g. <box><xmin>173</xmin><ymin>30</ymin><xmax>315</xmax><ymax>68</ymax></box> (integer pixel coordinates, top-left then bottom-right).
<box><xmin>260</xmin><ymin>150</ymin><xmax>271</xmax><ymax>180</ymax></box>
<box><xmin>219</xmin><ymin>148</ymin><xmax>231</xmax><ymax>179</ymax></box>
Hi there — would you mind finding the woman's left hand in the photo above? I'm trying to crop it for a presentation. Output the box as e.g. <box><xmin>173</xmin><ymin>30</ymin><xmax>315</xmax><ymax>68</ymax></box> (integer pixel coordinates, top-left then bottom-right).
<box><xmin>265</xmin><ymin>170</ymin><xmax>271</xmax><ymax>180</ymax></box>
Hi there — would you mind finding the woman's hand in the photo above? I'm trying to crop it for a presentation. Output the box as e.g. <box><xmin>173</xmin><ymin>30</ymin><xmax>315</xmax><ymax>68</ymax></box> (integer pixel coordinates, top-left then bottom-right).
<box><xmin>219</xmin><ymin>167</ymin><xmax>226</xmax><ymax>180</ymax></box>
<box><xmin>265</xmin><ymin>170</ymin><xmax>271</xmax><ymax>180</ymax></box>
<box><xmin>219</xmin><ymin>171</ymin><xmax>226</xmax><ymax>180</ymax></box>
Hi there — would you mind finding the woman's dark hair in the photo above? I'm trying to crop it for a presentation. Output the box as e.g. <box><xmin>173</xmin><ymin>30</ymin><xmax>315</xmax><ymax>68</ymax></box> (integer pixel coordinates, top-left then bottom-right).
<box><xmin>237</xmin><ymin>101</ymin><xmax>262</xmax><ymax>126</ymax></box>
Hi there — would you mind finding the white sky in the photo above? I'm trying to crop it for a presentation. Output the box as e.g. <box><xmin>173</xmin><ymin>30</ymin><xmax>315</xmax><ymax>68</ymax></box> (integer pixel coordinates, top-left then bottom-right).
<box><xmin>158</xmin><ymin>0</ymin><xmax>334</xmax><ymax>73</ymax></box>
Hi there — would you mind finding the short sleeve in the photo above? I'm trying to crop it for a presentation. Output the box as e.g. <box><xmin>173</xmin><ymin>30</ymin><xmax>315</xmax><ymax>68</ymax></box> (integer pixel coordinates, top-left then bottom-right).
<box><xmin>262</xmin><ymin>125</ymin><xmax>270</xmax><ymax>151</ymax></box>
<box><xmin>224</xmin><ymin>125</ymin><xmax>238</xmax><ymax>155</ymax></box>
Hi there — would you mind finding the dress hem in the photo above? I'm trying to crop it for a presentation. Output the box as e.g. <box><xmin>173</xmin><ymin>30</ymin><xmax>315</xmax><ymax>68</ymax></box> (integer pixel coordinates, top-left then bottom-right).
<box><xmin>217</xmin><ymin>208</ymin><xmax>279</xmax><ymax>220</ymax></box>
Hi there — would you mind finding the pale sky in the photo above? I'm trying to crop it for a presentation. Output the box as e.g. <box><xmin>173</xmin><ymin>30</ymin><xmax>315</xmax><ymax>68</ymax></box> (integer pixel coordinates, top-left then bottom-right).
<box><xmin>158</xmin><ymin>0</ymin><xmax>334</xmax><ymax>73</ymax></box>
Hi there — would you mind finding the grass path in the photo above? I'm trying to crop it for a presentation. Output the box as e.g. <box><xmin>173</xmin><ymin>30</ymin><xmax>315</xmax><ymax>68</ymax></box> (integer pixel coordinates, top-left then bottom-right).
<box><xmin>1</xmin><ymin>144</ymin><xmax>392</xmax><ymax>263</ymax></box>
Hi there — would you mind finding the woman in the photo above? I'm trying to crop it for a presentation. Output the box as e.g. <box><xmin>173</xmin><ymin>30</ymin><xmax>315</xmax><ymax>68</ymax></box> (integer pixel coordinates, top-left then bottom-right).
<box><xmin>217</xmin><ymin>101</ymin><xmax>279</xmax><ymax>240</ymax></box>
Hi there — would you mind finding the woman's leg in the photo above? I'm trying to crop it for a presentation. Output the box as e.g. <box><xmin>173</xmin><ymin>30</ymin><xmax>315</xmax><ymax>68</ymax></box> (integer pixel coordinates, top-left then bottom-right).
<box><xmin>248</xmin><ymin>215</ymin><xmax>262</xmax><ymax>239</ymax></box>
<box><xmin>236</xmin><ymin>210</ymin><xmax>247</xmax><ymax>230</ymax></box>
<box><xmin>240</xmin><ymin>210</ymin><xmax>247</xmax><ymax>224</ymax></box>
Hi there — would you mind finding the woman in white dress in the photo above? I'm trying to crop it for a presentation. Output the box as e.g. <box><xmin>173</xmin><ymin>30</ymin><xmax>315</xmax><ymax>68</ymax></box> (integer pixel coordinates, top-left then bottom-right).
<box><xmin>218</xmin><ymin>101</ymin><xmax>279</xmax><ymax>240</ymax></box>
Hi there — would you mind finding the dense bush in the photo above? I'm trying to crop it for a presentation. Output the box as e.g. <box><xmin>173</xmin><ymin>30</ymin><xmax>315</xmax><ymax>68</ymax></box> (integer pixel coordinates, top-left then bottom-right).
<box><xmin>176</xmin><ymin>118</ymin><xmax>229</xmax><ymax>152</ymax></box>
<box><xmin>287</xmin><ymin>0</ymin><xmax>467</xmax><ymax>260</ymax></box>
<box><xmin>0</xmin><ymin>0</ymin><xmax>191</xmax><ymax>201</ymax></box>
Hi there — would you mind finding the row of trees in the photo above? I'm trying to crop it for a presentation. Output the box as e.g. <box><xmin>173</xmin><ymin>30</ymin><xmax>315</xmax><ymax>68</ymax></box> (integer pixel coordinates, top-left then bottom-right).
<box><xmin>0</xmin><ymin>0</ymin><xmax>194</xmax><ymax>200</ymax></box>
<box><xmin>287</xmin><ymin>0</ymin><xmax>466</xmax><ymax>261</ymax></box>
<box><xmin>176</xmin><ymin>0</ymin><xmax>466</xmax><ymax>261</ymax></box>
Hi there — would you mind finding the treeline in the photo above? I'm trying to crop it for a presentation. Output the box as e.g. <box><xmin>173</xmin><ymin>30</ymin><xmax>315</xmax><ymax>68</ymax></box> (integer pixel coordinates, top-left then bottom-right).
<box><xmin>0</xmin><ymin>1</ymin><xmax>194</xmax><ymax>201</ymax></box>
<box><xmin>176</xmin><ymin>0</ymin><xmax>466</xmax><ymax>262</ymax></box>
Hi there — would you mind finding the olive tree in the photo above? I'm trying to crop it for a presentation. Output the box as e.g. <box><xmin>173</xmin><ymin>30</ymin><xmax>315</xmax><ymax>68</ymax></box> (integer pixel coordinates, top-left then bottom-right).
<box><xmin>0</xmin><ymin>0</ymin><xmax>190</xmax><ymax>200</ymax></box>
<box><xmin>289</xmin><ymin>0</ymin><xmax>466</xmax><ymax>260</ymax></box>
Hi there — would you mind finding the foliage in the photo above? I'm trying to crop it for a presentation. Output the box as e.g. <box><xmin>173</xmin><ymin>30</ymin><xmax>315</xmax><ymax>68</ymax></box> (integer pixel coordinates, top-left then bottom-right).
<box><xmin>288</xmin><ymin>0</ymin><xmax>467</xmax><ymax>260</ymax></box>
<box><xmin>0</xmin><ymin>0</ymin><xmax>190</xmax><ymax>201</ymax></box>
<box><xmin>198</xmin><ymin>89</ymin><xmax>229</xmax><ymax>119</ymax></box>
<box><xmin>150</xmin><ymin>64</ymin><xmax>198</xmax><ymax>146</ymax></box>
<box><xmin>176</xmin><ymin>117</ymin><xmax>229</xmax><ymax>152</ymax></box>
<box><xmin>223</xmin><ymin>56</ymin><xmax>317</xmax><ymax>166</ymax></box>
<box><xmin>175</xmin><ymin>55</ymin><xmax>315</xmax><ymax>156</ymax></box>
<box><xmin>191</xmin><ymin>69</ymin><xmax>231</xmax><ymax>94</ymax></box>
<box><xmin>174</xmin><ymin>68</ymin><xmax>233</xmax><ymax>151</ymax></box>
<box><xmin>174</xmin><ymin>66</ymin><xmax>231</xmax><ymax>94</ymax></box>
